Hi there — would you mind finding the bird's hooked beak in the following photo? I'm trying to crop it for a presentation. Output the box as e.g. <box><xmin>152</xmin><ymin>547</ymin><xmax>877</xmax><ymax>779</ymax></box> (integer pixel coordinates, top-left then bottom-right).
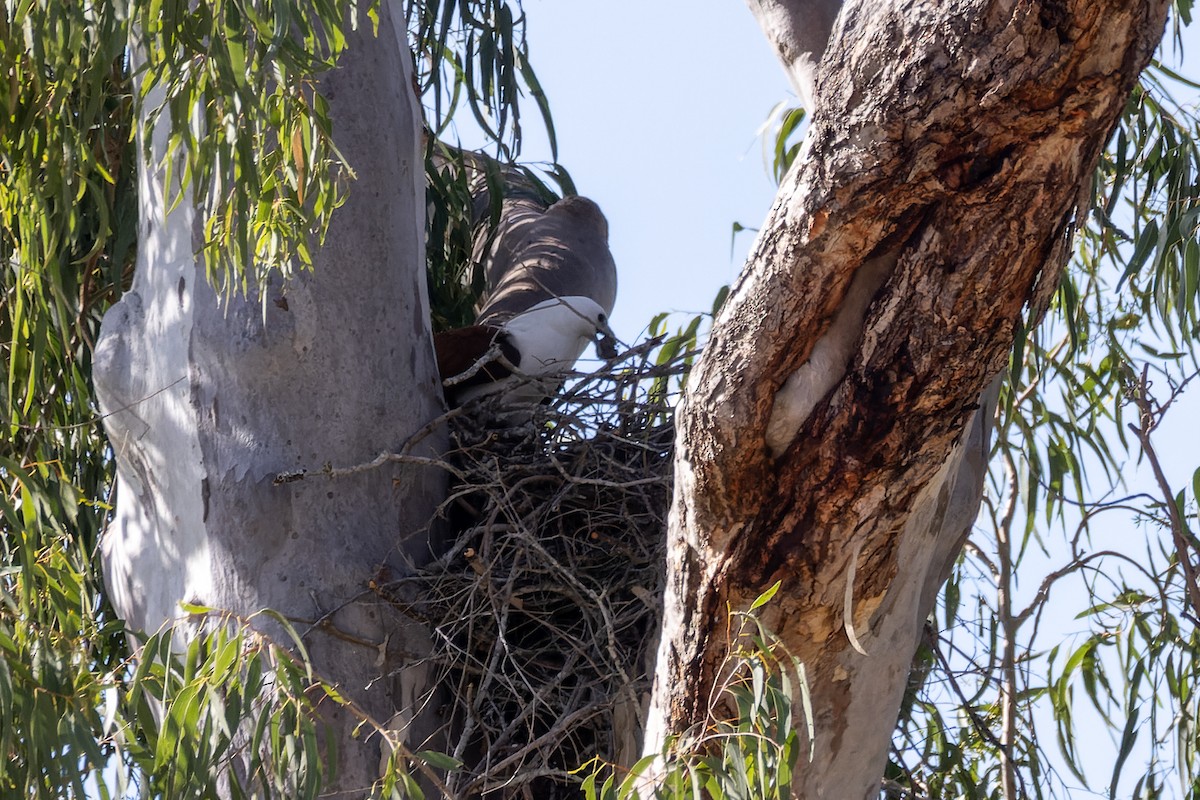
<box><xmin>594</xmin><ymin>317</ymin><xmax>618</xmax><ymax>359</ymax></box>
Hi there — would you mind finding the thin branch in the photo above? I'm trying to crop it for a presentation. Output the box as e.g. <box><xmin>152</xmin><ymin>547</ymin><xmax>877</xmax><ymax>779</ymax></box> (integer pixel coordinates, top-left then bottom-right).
<box><xmin>1127</xmin><ymin>364</ymin><xmax>1200</xmax><ymax>624</ymax></box>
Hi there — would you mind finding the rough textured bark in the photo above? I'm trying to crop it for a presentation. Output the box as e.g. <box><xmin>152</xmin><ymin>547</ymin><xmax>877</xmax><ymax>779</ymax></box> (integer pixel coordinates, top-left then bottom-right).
<box><xmin>93</xmin><ymin>2</ymin><xmax>443</xmax><ymax>792</ymax></box>
<box><xmin>646</xmin><ymin>1</ymin><xmax>1168</xmax><ymax>798</ymax></box>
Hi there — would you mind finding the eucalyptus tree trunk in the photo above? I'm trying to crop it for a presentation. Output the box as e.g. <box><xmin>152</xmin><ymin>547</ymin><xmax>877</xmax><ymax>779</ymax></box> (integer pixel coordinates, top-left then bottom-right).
<box><xmin>646</xmin><ymin>2</ymin><xmax>1168</xmax><ymax>798</ymax></box>
<box><xmin>92</xmin><ymin>3</ymin><xmax>443</xmax><ymax>792</ymax></box>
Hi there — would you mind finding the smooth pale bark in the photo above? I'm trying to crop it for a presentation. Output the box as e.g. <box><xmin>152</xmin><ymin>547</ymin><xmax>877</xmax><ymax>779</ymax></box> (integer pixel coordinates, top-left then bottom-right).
<box><xmin>745</xmin><ymin>0</ymin><xmax>842</xmax><ymax>109</ymax></box>
<box><xmin>646</xmin><ymin>2</ymin><xmax>1167</xmax><ymax>798</ymax></box>
<box><xmin>93</xmin><ymin>2</ymin><xmax>443</xmax><ymax>792</ymax></box>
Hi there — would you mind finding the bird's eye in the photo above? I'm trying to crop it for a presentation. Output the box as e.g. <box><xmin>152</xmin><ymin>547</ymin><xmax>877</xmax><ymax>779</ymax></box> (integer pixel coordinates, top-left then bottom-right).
<box><xmin>598</xmin><ymin>314</ymin><xmax>607</xmax><ymax>324</ymax></box>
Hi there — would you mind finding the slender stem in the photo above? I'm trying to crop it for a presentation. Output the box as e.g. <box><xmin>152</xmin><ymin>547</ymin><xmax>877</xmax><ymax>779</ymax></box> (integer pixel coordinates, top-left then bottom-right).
<box><xmin>1128</xmin><ymin>365</ymin><xmax>1200</xmax><ymax>623</ymax></box>
<box><xmin>995</xmin><ymin>451</ymin><xmax>1020</xmax><ymax>800</ymax></box>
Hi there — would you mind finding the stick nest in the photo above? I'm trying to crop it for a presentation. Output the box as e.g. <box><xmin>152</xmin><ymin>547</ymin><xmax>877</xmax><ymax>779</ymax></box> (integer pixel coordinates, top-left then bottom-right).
<box><xmin>410</xmin><ymin>341</ymin><xmax>687</xmax><ymax>798</ymax></box>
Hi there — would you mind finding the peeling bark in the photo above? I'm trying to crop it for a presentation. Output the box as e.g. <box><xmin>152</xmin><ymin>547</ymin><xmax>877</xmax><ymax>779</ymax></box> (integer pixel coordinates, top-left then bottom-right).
<box><xmin>94</xmin><ymin>2</ymin><xmax>443</xmax><ymax>792</ymax></box>
<box><xmin>647</xmin><ymin>2</ymin><xmax>1167</xmax><ymax>797</ymax></box>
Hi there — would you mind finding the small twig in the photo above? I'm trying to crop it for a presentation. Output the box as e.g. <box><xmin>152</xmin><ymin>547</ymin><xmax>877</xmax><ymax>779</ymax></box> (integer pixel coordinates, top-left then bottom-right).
<box><xmin>1127</xmin><ymin>364</ymin><xmax>1200</xmax><ymax>623</ymax></box>
<box><xmin>286</xmin><ymin>614</ymin><xmax>385</xmax><ymax>650</ymax></box>
<box><xmin>11</xmin><ymin>374</ymin><xmax>188</xmax><ymax>434</ymax></box>
<box><xmin>442</xmin><ymin>339</ymin><xmax>506</xmax><ymax>387</ymax></box>
<box><xmin>934</xmin><ymin>642</ymin><xmax>1008</xmax><ymax>753</ymax></box>
<box><xmin>274</xmin><ymin>402</ymin><xmax>485</xmax><ymax>486</ymax></box>
<box><xmin>547</xmin><ymin>452</ymin><xmax>666</xmax><ymax>489</ymax></box>
<box><xmin>994</xmin><ymin>449</ymin><xmax>1021</xmax><ymax>800</ymax></box>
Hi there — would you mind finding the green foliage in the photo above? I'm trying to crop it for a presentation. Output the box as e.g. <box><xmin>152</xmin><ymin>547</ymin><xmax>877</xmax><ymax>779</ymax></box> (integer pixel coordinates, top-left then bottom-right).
<box><xmin>406</xmin><ymin>0</ymin><xmax>578</xmax><ymax>330</ymax></box>
<box><xmin>405</xmin><ymin>0</ymin><xmax>557</xmax><ymax>161</ymax></box>
<box><xmin>0</xmin><ymin>2</ymin><xmax>136</xmax><ymax>300</ymax></box>
<box><xmin>644</xmin><ymin>285</ymin><xmax>729</xmax><ymax>410</ymax></box>
<box><xmin>0</xmin><ymin>463</ymin><xmax>121</xmax><ymax>798</ymax></box>
<box><xmin>0</xmin><ymin>1</ymin><xmax>129</xmax><ymax>749</ymax></box>
<box><xmin>423</xmin><ymin>142</ymin><xmax>489</xmax><ymax>331</ymax></box>
<box><xmin>761</xmin><ymin>103</ymin><xmax>807</xmax><ymax>186</ymax></box>
<box><xmin>0</xmin><ymin>459</ymin><xmax>447</xmax><ymax>798</ymax></box>
<box><xmin>1004</xmin><ymin>56</ymin><xmax>1200</xmax><ymax>793</ymax></box>
<box><xmin>995</xmin><ymin>55</ymin><xmax>1200</xmax><ymax>529</ymax></box>
<box><xmin>0</xmin><ymin>2</ymin><xmax>132</xmax><ymax>576</ymax></box>
<box><xmin>2</xmin><ymin>0</ymin><xmax>374</xmax><ymax>299</ymax></box>
<box><xmin>0</xmin><ymin>2</ymin><xmax>359</xmax><ymax>791</ymax></box>
<box><xmin>581</xmin><ymin>585</ymin><xmax>807</xmax><ymax>800</ymax></box>
<box><xmin>135</xmin><ymin>0</ymin><xmax>366</xmax><ymax>296</ymax></box>
<box><xmin>422</xmin><ymin>143</ymin><xmax>569</xmax><ymax>332</ymax></box>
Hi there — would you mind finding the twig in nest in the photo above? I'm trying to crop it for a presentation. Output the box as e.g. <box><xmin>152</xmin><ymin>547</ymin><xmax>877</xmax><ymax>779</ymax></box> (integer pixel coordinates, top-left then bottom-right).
<box><xmin>390</xmin><ymin>342</ymin><xmax>690</xmax><ymax>798</ymax></box>
<box><xmin>272</xmin><ymin>406</ymin><xmax>474</xmax><ymax>485</ymax></box>
<box><xmin>442</xmin><ymin>339</ymin><xmax>509</xmax><ymax>387</ymax></box>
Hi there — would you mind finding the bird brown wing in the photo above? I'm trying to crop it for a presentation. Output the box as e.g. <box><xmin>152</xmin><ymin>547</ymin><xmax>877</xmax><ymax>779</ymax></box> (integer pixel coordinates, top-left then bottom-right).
<box><xmin>434</xmin><ymin>325</ymin><xmax>521</xmax><ymax>394</ymax></box>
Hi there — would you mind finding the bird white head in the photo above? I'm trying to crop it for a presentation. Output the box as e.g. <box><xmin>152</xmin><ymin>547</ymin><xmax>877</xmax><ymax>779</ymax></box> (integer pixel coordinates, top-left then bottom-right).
<box><xmin>502</xmin><ymin>295</ymin><xmax>616</xmax><ymax>375</ymax></box>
